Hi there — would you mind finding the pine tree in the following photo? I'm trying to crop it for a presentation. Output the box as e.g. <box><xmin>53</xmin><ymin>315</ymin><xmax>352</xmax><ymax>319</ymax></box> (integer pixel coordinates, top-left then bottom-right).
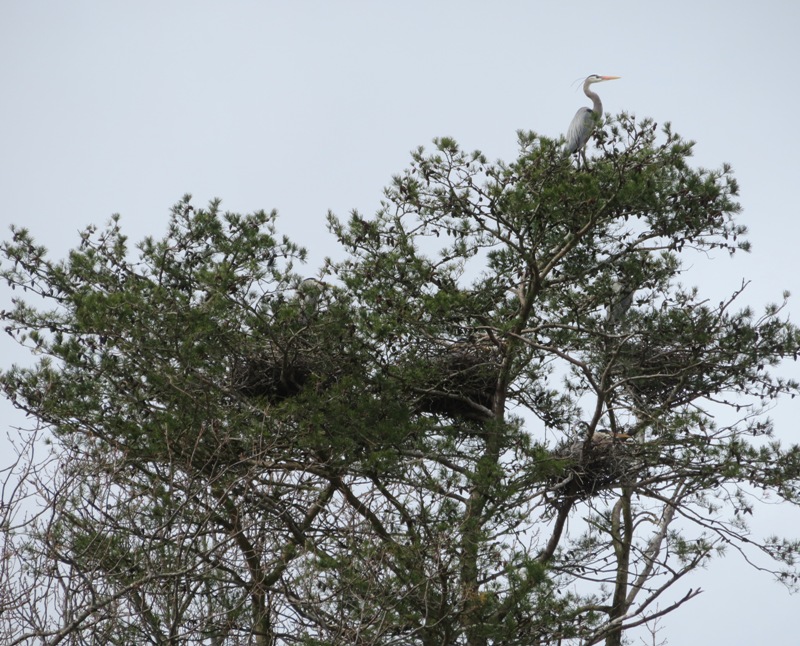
<box><xmin>3</xmin><ymin>116</ymin><xmax>800</xmax><ymax>645</ymax></box>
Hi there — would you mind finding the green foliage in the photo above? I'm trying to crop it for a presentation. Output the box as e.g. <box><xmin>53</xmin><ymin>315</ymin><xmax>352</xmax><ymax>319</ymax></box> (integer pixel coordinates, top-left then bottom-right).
<box><xmin>3</xmin><ymin>117</ymin><xmax>800</xmax><ymax>645</ymax></box>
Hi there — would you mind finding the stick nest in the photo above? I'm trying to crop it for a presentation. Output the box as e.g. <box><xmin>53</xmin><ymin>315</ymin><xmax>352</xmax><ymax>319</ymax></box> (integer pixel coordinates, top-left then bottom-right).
<box><xmin>549</xmin><ymin>435</ymin><xmax>647</xmax><ymax>499</ymax></box>
<box><xmin>413</xmin><ymin>338</ymin><xmax>503</xmax><ymax>423</ymax></box>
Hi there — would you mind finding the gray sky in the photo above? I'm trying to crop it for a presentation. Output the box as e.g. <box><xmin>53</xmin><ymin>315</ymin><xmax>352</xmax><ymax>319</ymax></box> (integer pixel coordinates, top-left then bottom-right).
<box><xmin>2</xmin><ymin>2</ymin><xmax>799</xmax><ymax>643</ymax></box>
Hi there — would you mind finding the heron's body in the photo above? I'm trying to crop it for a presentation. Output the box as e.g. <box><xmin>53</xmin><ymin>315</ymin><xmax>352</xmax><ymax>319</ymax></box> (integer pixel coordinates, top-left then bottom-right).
<box><xmin>297</xmin><ymin>278</ymin><xmax>329</xmax><ymax>324</ymax></box>
<box><xmin>591</xmin><ymin>429</ymin><xmax>632</xmax><ymax>444</ymax></box>
<box><xmin>564</xmin><ymin>74</ymin><xmax>620</xmax><ymax>161</ymax></box>
<box><xmin>565</xmin><ymin>107</ymin><xmax>598</xmax><ymax>156</ymax></box>
<box><xmin>607</xmin><ymin>278</ymin><xmax>635</xmax><ymax>324</ymax></box>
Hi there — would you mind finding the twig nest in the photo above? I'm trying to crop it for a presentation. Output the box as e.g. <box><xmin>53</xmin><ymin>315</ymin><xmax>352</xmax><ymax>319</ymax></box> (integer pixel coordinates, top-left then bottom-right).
<box><xmin>234</xmin><ymin>343</ymin><xmax>317</xmax><ymax>400</ymax></box>
<box><xmin>233</xmin><ymin>279</ymin><xmax>337</xmax><ymax>402</ymax></box>
<box><xmin>413</xmin><ymin>337</ymin><xmax>503</xmax><ymax>423</ymax></box>
<box><xmin>550</xmin><ymin>432</ymin><xmax>642</xmax><ymax>498</ymax></box>
<box><xmin>613</xmin><ymin>338</ymin><xmax>705</xmax><ymax>405</ymax></box>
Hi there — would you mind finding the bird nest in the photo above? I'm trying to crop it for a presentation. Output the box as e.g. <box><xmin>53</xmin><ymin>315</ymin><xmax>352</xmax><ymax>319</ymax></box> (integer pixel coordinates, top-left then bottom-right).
<box><xmin>611</xmin><ymin>339</ymin><xmax>709</xmax><ymax>406</ymax></box>
<box><xmin>549</xmin><ymin>434</ymin><xmax>645</xmax><ymax>500</ymax></box>
<box><xmin>232</xmin><ymin>279</ymin><xmax>341</xmax><ymax>402</ymax></box>
<box><xmin>233</xmin><ymin>337</ymin><xmax>339</xmax><ymax>402</ymax></box>
<box><xmin>412</xmin><ymin>338</ymin><xmax>503</xmax><ymax>423</ymax></box>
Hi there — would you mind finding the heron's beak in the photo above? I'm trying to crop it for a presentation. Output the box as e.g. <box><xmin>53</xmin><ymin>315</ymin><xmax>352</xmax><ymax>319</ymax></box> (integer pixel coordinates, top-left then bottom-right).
<box><xmin>601</xmin><ymin>76</ymin><xmax>621</xmax><ymax>81</ymax></box>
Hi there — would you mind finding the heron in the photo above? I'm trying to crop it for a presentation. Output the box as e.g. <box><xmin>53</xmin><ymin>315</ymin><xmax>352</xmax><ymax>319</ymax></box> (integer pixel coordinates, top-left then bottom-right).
<box><xmin>574</xmin><ymin>421</ymin><xmax>632</xmax><ymax>445</ymax></box>
<box><xmin>606</xmin><ymin>278</ymin><xmax>635</xmax><ymax>325</ymax></box>
<box><xmin>564</xmin><ymin>74</ymin><xmax>620</xmax><ymax>165</ymax></box>
<box><xmin>297</xmin><ymin>278</ymin><xmax>330</xmax><ymax>324</ymax></box>
<box><xmin>591</xmin><ymin>429</ymin><xmax>632</xmax><ymax>444</ymax></box>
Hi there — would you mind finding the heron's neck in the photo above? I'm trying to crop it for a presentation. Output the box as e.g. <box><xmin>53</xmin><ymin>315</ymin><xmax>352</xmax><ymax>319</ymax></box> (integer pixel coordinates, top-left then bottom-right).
<box><xmin>584</xmin><ymin>85</ymin><xmax>603</xmax><ymax>117</ymax></box>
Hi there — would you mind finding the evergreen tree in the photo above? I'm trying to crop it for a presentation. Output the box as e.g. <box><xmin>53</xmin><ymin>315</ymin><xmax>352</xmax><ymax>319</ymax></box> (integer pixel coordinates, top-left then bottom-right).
<box><xmin>3</xmin><ymin>116</ymin><xmax>800</xmax><ymax>645</ymax></box>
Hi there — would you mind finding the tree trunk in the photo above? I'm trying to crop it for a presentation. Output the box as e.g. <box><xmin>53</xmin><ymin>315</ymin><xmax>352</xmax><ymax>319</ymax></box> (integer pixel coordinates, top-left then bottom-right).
<box><xmin>606</xmin><ymin>488</ymin><xmax>633</xmax><ymax>646</ymax></box>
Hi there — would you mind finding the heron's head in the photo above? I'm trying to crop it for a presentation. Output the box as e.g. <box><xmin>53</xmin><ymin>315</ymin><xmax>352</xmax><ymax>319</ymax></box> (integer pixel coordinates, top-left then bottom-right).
<box><xmin>587</xmin><ymin>74</ymin><xmax>621</xmax><ymax>85</ymax></box>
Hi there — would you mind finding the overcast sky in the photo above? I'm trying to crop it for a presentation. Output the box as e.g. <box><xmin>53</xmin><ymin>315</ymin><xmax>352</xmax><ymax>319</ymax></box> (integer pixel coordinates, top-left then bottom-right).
<box><xmin>2</xmin><ymin>2</ymin><xmax>799</xmax><ymax>643</ymax></box>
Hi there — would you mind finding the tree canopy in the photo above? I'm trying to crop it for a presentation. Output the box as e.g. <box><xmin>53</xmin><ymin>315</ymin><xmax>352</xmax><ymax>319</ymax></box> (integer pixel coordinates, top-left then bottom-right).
<box><xmin>3</xmin><ymin>115</ymin><xmax>800</xmax><ymax>645</ymax></box>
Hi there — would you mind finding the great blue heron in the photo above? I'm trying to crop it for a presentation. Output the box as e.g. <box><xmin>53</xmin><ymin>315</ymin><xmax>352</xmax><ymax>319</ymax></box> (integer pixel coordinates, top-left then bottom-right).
<box><xmin>591</xmin><ymin>429</ymin><xmax>632</xmax><ymax>444</ymax></box>
<box><xmin>564</xmin><ymin>74</ymin><xmax>620</xmax><ymax>164</ymax></box>
<box><xmin>297</xmin><ymin>278</ymin><xmax>330</xmax><ymax>324</ymax></box>
<box><xmin>575</xmin><ymin>421</ymin><xmax>632</xmax><ymax>444</ymax></box>
<box><xmin>606</xmin><ymin>278</ymin><xmax>636</xmax><ymax>325</ymax></box>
